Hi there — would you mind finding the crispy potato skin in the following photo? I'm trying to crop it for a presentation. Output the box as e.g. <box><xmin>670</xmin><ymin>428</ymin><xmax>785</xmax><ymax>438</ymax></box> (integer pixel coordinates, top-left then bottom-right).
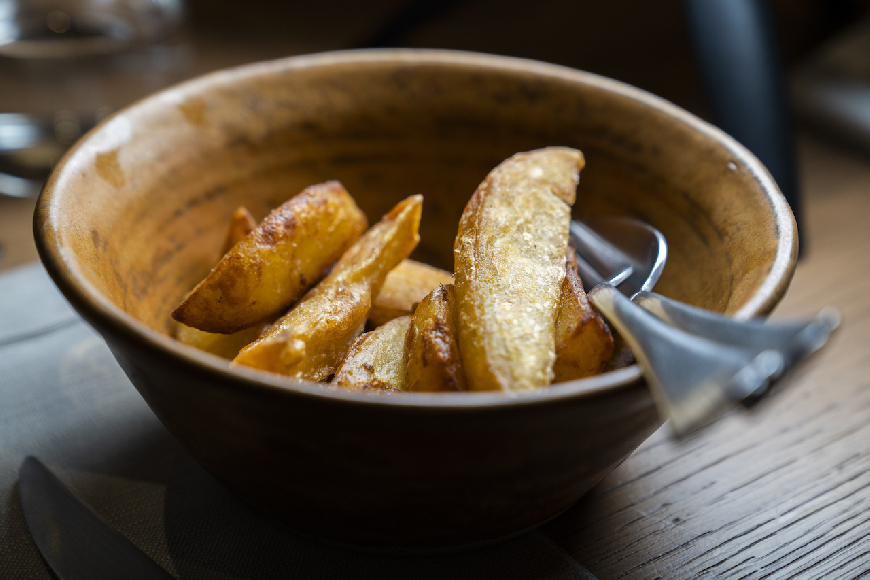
<box><xmin>332</xmin><ymin>316</ymin><xmax>411</xmax><ymax>391</ymax></box>
<box><xmin>369</xmin><ymin>259</ymin><xmax>454</xmax><ymax>327</ymax></box>
<box><xmin>220</xmin><ymin>206</ymin><xmax>257</xmax><ymax>255</ymax></box>
<box><xmin>553</xmin><ymin>249</ymin><xmax>614</xmax><ymax>382</ymax></box>
<box><xmin>172</xmin><ymin>181</ymin><xmax>367</xmax><ymax>334</ymax></box>
<box><xmin>175</xmin><ymin>206</ymin><xmax>265</xmax><ymax>359</ymax></box>
<box><xmin>454</xmin><ymin>147</ymin><xmax>583</xmax><ymax>391</ymax></box>
<box><xmin>233</xmin><ymin>195</ymin><xmax>423</xmax><ymax>381</ymax></box>
<box><xmin>404</xmin><ymin>284</ymin><xmax>466</xmax><ymax>392</ymax></box>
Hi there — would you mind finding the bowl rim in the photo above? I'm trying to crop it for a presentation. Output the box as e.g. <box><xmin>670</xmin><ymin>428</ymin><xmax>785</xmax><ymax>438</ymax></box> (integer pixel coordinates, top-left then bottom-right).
<box><xmin>34</xmin><ymin>47</ymin><xmax>798</xmax><ymax>411</ymax></box>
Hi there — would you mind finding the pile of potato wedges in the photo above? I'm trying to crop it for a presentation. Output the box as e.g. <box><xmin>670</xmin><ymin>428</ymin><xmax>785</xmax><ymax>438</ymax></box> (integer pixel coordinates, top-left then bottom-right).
<box><xmin>172</xmin><ymin>147</ymin><xmax>614</xmax><ymax>392</ymax></box>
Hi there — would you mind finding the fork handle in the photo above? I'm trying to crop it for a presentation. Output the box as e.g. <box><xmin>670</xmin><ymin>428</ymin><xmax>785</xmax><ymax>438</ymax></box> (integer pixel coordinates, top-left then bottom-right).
<box><xmin>587</xmin><ymin>283</ymin><xmax>839</xmax><ymax>437</ymax></box>
<box><xmin>634</xmin><ymin>291</ymin><xmax>840</xmax><ymax>377</ymax></box>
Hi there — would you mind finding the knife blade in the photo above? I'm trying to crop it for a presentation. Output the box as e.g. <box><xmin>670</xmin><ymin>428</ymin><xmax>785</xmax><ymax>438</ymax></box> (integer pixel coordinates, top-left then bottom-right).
<box><xmin>18</xmin><ymin>456</ymin><xmax>174</xmax><ymax>580</ymax></box>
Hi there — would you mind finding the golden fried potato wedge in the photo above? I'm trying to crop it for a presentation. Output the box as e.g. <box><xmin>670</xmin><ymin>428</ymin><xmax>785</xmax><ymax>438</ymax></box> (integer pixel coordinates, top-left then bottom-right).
<box><xmin>553</xmin><ymin>248</ymin><xmax>614</xmax><ymax>382</ymax></box>
<box><xmin>220</xmin><ymin>206</ymin><xmax>257</xmax><ymax>255</ymax></box>
<box><xmin>454</xmin><ymin>147</ymin><xmax>583</xmax><ymax>391</ymax></box>
<box><xmin>369</xmin><ymin>259</ymin><xmax>454</xmax><ymax>327</ymax></box>
<box><xmin>332</xmin><ymin>316</ymin><xmax>411</xmax><ymax>391</ymax></box>
<box><xmin>175</xmin><ymin>206</ymin><xmax>266</xmax><ymax>359</ymax></box>
<box><xmin>233</xmin><ymin>195</ymin><xmax>423</xmax><ymax>381</ymax></box>
<box><xmin>175</xmin><ymin>321</ymin><xmax>269</xmax><ymax>360</ymax></box>
<box><xmin>172</xmin><ymin>181</ymin><xmax>367</xmax><ymax>334</ymax></box>
<box><xmin>404</xmin><ymin>283</ymin><xmax>466</xmax><ymax>392</ymax></box>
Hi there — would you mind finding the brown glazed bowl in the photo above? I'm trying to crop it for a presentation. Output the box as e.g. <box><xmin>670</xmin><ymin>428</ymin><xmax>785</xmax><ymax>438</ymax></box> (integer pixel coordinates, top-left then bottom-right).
<box><xmin>34</xmin><ymin>50</ymin><xmax>797</xmax><ymax>549</ymax></box>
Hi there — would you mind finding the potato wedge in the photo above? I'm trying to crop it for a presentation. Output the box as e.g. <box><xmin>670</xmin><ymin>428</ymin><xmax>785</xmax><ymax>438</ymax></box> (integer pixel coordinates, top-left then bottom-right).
<box><xmin>404</xmin><ymin>283</ymin><xmax>466</xmax><ymax>392</ymax></box>
<box><xmin>176</xmin><ymin>321</ymin><xmax>268</xmax><ymax>360</ymax></box>
<box><xmin>553</xmin><ymin>248</ymin><xmax>614</xmax><ymax>382</ymax></box>
<box><xmin>172</xmin><ymin>181</ymin><xmax>367</xmax><ymax>334</ymax></box>
<box><xmin>233</xmin><ymin>195</ymin><xmax>423</xmax><ymax>381</ymax></box>
<box><xmin>175</xmin><ymin>205</ymin><xmax>265</xmax><ymax>358</ymax></box>
<box><xmin>332</xmin><ymin>316</ymin><xmax>411</xmax><ymax>391</ymax></box>
<box><xmin>454</xmin><ymin>147</ymin><xmax>583</xmax><ymax>391</ymax></box>
<box><xmin>220</xmin><ymin>206</ymin><xmax>257</xmax><ymax>254</ymax></box>
<box><xmin>369</xmin><ymin>259</ymin><xmax>454</xmax><ymax>327</ymax></box>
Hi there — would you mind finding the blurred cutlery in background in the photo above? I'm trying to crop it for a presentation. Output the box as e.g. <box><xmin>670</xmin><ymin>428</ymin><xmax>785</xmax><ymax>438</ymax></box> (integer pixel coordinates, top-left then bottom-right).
<box><xmin>0</xmin><ymin>0</ymin><xmax>187</xmax><ymax>198</ymax></box>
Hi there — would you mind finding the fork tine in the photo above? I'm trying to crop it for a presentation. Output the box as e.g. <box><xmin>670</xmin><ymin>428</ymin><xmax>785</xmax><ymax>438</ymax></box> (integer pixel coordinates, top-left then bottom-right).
<box><xmin>569</xmin><ymin>220</ymin><xmax>634</xmax><ymax>290</ymax></box>
<box><xmin>569</xmin><ymin>221</ymin><xmax>631</xmax><ymax>276</ymax></box>
<box><xmin>574</xmin><ymin>251</ymin><xmax>631</xmax><ymax>290</ymax></box>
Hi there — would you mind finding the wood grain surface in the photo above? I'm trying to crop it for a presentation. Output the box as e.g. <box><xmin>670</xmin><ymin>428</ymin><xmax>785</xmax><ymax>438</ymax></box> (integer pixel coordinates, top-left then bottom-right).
<box><xmin>542</xmin><ymin>136</ymin><xmax>870</xmax><ymax>578</ymax></box>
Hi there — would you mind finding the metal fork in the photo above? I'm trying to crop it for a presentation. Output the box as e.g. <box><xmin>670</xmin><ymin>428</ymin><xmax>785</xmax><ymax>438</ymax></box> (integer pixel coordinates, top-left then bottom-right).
<box><xmin>570</xmin><ymin>218</ymin><xmax>839</xmax><ymax>437</ymax></box>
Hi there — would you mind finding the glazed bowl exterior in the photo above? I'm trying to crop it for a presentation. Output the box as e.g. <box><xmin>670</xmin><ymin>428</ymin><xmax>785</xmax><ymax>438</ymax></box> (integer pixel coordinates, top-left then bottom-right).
<box><xmin>34</xmin><ymin>49</ymin><xmax>797</xmax><ymax>549</ymax></box>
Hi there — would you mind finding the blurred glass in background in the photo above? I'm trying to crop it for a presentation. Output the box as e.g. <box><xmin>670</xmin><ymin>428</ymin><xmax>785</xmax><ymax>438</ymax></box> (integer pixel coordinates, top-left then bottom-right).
<box><xmin>0</xmin><ymin>0</ymin><xmax>189</xmax><ymax>197</ymax></box>
<box><xmin>0</xmin><ymin>0</ymin><xmax>184</xmax><ymax>58</ymax></box>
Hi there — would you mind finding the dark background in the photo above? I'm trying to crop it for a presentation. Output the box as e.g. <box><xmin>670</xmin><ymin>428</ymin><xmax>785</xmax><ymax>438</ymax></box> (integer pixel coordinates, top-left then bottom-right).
<box><xmin>181</xmin><ymin>0</ymin><xmax>870</xmax><ymax>119</ymax></box>
<box><xmin>4</xmin><ymin>0</ymin><xmax>870</xmax><ymax>268</ymax></box>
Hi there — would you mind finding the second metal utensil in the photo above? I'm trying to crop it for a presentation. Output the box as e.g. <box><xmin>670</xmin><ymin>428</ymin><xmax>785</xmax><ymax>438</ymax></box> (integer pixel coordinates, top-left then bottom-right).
<box><xmin>570</xmin><ymin>217</ymin><xmax>839</xmax><ymax>437</ymax></box>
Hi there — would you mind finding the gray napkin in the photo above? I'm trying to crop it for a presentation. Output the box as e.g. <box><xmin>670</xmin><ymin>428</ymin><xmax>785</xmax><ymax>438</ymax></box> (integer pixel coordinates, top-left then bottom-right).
<box><xmin>0</xmin><ymin>263</ymin><xmax>596</xmax><ymax>579</ymax></box>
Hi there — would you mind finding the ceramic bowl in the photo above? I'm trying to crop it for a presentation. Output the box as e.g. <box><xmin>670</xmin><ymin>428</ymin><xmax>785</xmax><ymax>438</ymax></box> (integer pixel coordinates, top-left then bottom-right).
<box><xmin>34</xmin><ymin>49</ymin><xmax>797</xmax><ymax>549</ymax></box>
